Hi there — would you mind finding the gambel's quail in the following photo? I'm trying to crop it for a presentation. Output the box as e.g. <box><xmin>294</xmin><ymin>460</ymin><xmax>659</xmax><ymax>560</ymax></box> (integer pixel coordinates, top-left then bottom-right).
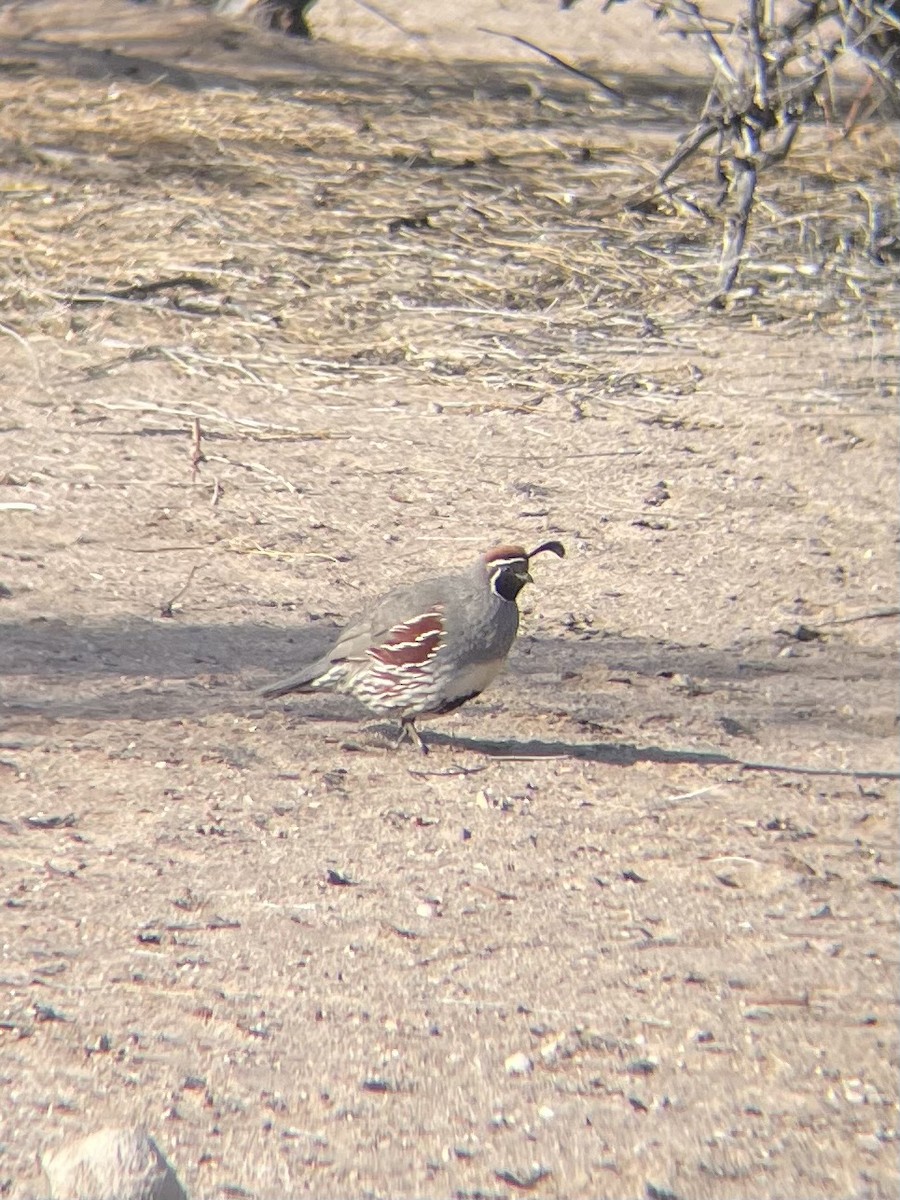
<box><xmin>260</xmin><ymin>540</ymin><xmax>565</xmax><ymax>751</ymax></box>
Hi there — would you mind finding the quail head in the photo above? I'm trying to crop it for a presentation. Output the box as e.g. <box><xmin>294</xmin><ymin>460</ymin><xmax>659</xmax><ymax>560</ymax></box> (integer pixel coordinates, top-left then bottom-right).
<box><xmin>260</xmin><ymin>539</ymin><xmax>565</xmax><ymax>752</ymax></box>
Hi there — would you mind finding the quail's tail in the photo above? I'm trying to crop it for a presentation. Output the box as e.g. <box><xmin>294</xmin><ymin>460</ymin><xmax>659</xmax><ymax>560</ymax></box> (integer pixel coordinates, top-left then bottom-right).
<box><xmin>258</xmin><ymin>665</ymin><xmax>321</xmax><ymax>700</ymax></box>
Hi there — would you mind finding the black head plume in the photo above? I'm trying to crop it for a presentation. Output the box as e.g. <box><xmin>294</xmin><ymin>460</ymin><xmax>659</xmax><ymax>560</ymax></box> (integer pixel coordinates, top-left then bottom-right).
<box><xmin>527</xmin><ymin>540</ymin><xmax>565</xmax><ymax>562</ymax></box>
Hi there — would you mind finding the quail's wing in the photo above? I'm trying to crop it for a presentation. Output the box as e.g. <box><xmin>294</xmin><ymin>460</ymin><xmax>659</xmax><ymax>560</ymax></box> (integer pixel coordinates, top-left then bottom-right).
<box><xmin>330</xmin><ymin>577</ymin><xmax>455</xmax><ymax>665</ymax></box>
<box><xmin>260</xmin><ymin>576</ymin><xmax>458</xmax><ymax>698</ymax></box>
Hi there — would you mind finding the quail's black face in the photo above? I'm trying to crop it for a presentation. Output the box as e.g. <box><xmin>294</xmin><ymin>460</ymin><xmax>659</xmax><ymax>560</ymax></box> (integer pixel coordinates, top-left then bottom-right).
<box><xmin>483</xmin><ymin>540</ymin><xmax>565</xmax><ymax>603</ymax></box>
<box><xmin>490</xmin><ymin>558</ymin><xmax>532</xmax><ymax>602</ymax></box>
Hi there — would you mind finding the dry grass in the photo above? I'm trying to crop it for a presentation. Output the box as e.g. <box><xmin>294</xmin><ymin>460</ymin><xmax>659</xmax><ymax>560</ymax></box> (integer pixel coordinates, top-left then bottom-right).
<box><xmin>1</xmin><ymin>29</ymin><xmax>897</xmax><ymax>407</ymax></box>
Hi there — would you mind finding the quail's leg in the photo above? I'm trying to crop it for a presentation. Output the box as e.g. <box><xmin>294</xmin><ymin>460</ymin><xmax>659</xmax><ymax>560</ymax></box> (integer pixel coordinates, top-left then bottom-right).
<box><xmin>398</xmin><ymin>718</ymin><xmax>429</xmax><ymax>755</ymax></box>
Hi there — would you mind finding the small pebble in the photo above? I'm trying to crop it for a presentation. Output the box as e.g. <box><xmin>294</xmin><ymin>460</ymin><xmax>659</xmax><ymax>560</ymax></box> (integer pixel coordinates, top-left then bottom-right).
<box><xmin>505</xmin><ymin>1051</ymin><xmax>534</xmax><ymax>1076</ymax></box>
<box><xmin>857</xmin><ymin>1134</ymin><xmax>883</xmax><ymax>1154</ymax></box>
<box><xmin>844</xmin><ymin>1079</ymin><xmax>882</xmax><ymax>1105</ymax></box>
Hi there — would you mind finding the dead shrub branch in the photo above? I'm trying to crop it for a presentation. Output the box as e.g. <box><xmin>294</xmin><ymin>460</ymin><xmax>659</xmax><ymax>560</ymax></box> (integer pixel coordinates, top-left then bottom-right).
<box><xmin>561</xmin><ymin>0</ymin><xmax>900</xmax><ymax>299</ymax></box>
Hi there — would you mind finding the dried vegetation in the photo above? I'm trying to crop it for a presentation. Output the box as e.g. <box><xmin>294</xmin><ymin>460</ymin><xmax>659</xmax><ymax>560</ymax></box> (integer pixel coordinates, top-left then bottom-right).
<box><xmin>0</xmin><ymin>2</ymin><xmax>898</xmax><ymax>413</ymax></box>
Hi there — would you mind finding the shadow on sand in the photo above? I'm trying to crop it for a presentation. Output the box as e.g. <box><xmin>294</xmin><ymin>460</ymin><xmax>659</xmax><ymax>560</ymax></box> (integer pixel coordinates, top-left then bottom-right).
<box><xmin>1</xmin><ymin>19</ymin><xmax>711</xmax><ymax>124</ymax></box>
<box><xmin>422</xmin><ymin>729</ymin><xmax>740</xmax><ymax>769</ymax></box>
<box><xmin>2</xmin><ymin>614</ymin><xmax>897</xmax><ymax>779</ymax></box>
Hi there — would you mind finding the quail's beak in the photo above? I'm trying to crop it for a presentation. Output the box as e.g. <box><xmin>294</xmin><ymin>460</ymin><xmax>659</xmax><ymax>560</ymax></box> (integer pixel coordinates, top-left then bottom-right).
<box><xmin>519</xmin><ymin>569</ymin><xmax>534</xmax><ymax>586</ymax></box>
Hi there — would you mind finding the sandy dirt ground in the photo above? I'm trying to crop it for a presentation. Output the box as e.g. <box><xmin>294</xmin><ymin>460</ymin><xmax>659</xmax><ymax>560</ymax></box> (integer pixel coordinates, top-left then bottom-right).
<box><xmin>0</xmin><ymin>2</ymin><xmax>898</xmax><ymax>1198</ymax></box>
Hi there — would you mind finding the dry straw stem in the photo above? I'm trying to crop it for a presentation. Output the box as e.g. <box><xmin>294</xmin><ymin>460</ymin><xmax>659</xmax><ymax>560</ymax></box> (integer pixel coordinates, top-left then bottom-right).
<box><xmin>71</xmin><ymin>397</ymin><xmax>343</xmax><ymax>442</ymax></box>
<box><xmin>0</xmin><ymin>318</ymin><xmax>43</xmax><ymax>383</ymax></box>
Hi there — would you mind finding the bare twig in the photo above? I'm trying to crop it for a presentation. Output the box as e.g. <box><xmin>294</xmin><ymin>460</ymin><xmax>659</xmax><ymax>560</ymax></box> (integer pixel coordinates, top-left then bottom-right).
<box><xmin>477</xmin><ymin>26</ymin><xmax>626</xmax><ymax>105</ymax></box>
<box><xmin>747</xmin><ymin>0</ymin><xmax>770</xmax><ymax>112</ymax></box>
<box><xmin>115</xmin><ymin>545</ymin><xmax>212</xmax><ymax>553</ymax></box>
<box><xmin>815</xmin><ymin>606</ymin><xmax>900</xmax><ymax>627</ymax></box>
<box><xmin>190</xmin><ymin>418</ymin><xmax>205</xmax><ymax>481</ymax></box>
<box><xmin>714</xmin><ymin>128</ymin><xmax>759</xmax><ymax>302</ymax></box>
<box><xmin>656</xmin><ymin>119</ymin><xmax>721</xmax><ymax>190</ymax></box>
<box><xmin>656</xmin><ymin>0</ymin><xmax>740</xmax><ymax>85</ymax></box>
<box><xmin>351</xmin><ymin>0</ymin><xmax>425</xmax><ymax>41</ymax></box>
<box><xmin>739</xmin><ymin>759</ymin><xmax>900</xmax><ymax>780</ymax></box>
<box><xmin>616</xmin><ymin>119</ymin><xmax>719</xmax><ymax>216</ymax></box>
<box><xmin>159</xmin><ymin>565</ymin><xmax>202</xmax><ymax>619</ymax></box>
<box><xmin>205</xmin><ymin>455</ymin><xmax>300</xmax><ymax>493</ymax></box>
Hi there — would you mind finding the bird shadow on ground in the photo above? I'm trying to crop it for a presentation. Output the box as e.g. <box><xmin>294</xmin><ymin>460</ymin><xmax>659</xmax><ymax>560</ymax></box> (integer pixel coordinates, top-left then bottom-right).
<box><xmin>327</xmin><ymin>718</ymin><xmax>897</xmax><ymax>781</ymax></box>
<box><xmin>1</xmin><ymin>617</ymin><xmax>896</xmax><ymax>775</ymax></box>
<box><xmin>2</xmin><ymin>613</ymin><xmax>775</xmax><ymax>715</ymax></box>
<box><xmin>420</xmin><ymin>730</ymin><xmax>741</xmax><ymax>769</ymax></box>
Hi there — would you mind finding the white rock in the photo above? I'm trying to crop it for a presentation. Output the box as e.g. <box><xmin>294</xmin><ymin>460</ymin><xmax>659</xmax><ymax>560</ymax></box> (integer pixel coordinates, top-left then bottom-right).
<box><xmin>843</xmin><ymin>1078</ymin><xmax>882</xmax><ymax>1105</ymax></box>
<box><xmin>42</xmin><ymin>1127</ymin><xmax>187</xmax><ymax>1200</ymax></box>
<box><xmin>504</xmin><ymin>1051</ymin><xmax>534</xmax><ymax>1075</ymax></box>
